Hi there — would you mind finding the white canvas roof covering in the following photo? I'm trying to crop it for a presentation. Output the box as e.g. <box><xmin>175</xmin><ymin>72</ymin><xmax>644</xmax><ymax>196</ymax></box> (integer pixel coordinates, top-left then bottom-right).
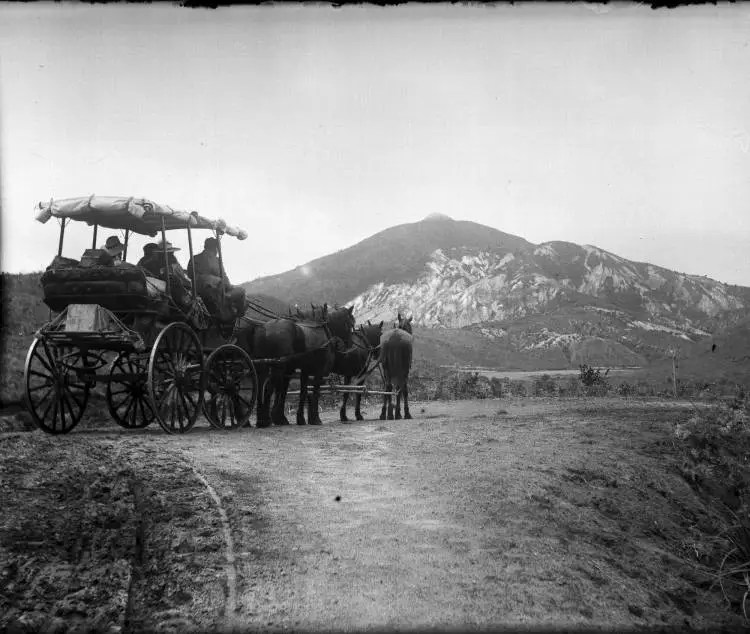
<box><xmin>35</xmin><ymin>196</ymin><xmax>248</xmax><ymax>240</ymax></box>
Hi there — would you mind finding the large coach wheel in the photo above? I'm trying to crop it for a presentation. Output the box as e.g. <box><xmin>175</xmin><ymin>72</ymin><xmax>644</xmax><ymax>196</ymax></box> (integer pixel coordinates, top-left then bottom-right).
<box><xmin>107</xmin><ymin>352</ymin><xmax>155</xmax><ymax>429</ymax></box>
<box><xmin>203</xmin><ymin>344</ymin><xmax>257</xmax><ymax>430</ymax></box>
<box><xmin>24</xmin><ymin>338</ymin><xmax>91</xmax><ymax>435</ymax></box>
<box><xmin>148</xmin><ymin>323</ymin><xmax>205</xmax><ymax>434</ymax></box>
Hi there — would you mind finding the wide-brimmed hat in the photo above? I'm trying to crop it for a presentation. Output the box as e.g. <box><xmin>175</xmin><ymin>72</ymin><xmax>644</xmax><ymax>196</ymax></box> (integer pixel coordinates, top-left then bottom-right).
<box><xmin>156</xmin><ymin>240</ymin><xmax>180</xmax><ymax>253</ymax></box>
<box><xmin>103</xmin><ymin>236</ymin><xmax>124</xmax><ymax>255</ymax></box>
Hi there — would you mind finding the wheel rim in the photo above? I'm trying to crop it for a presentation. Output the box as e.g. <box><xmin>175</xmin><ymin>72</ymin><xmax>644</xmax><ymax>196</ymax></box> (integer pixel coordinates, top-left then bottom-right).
<box><xmin>107</xmin><ymin>352</ymin><xmax>155</xmax><ymax>429</ymax></box>
<box><xmin>24</xmin><ymin>339</ymin><xmax>90</xmax><ymax>435</ymax></box>
<box><xmin>203</xmin><ymin>345</ymin><xmax>257</xmax><ymax>430</ymax></box>
<box><xmin>148</xmin><ymin>323</ymin><xmax>204</xmax><ymax>434</ymax></box>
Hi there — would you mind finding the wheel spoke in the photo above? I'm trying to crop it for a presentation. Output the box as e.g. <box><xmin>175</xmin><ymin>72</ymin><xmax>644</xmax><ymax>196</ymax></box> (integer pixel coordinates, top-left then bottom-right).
<box><xmin>236</xmin><ymin>393</ymin><xmax>254</xmax><ymax>410</ymax></box>
<box><xmin>37</xmin><ymin>343</ymin><xmax>57</xmax><ymax>374</ymax></box>
<box><xmin>129</xmin><ymin>394</ymin><xmax>138</xmax><ymax>427</ymax></box>
<box><xmin>50</xmin><ymin>398</ymin><xmax>60</xmax><ymax>431</ymax></box>
<box><xmin>120</xmin><ymin>394</ymin><xmax>136</xmax><ymax>421</ymax></box>
<box><xmin>113</xmin><ymin>393</ymin><xmax>132</xmax><ymax>416</ymax></box>
<box><xmin>64</xmin><ymin>386</ymin><xmax>85</xmax><ymax>412</ymax></box>
<box><xmin>59</xmin><ymin>389</ymin><xmax>76</xmax><ymax>423</ymax></box>
<box><xmin>28</xmin><ymin>382</ymin><xmax>54</xmax><ymax>394</ymax></box>
<box><xmin>178</xmin><ymin>391</ymin><xmax>192</xmax><ymax>424</ymax></box>
<box><xmin>156</xmin><ymin>381</ymin><xmax>174</xmax><ymax>409</ymax></box>
<box><xmin>29</xmin><ymin>369</ymin><xmax>54</xmax><ymax>380</ymax></box>
<box><xmin>220</xmin><ymin>394</ymin><xmax>229</xmax><ymax>426</ymax></box>
<box><xmin>138</xmin><ymin>398</ymin><xmax>148</xmax><ymax>425</ymax></box>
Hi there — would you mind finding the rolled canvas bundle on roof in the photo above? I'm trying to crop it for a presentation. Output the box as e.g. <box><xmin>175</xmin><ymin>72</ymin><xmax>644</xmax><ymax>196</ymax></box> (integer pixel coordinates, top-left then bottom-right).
<box><xmin>35</xmin><ymin>195</ymin><xmax>248</xmax><ymax>240</ymax></box>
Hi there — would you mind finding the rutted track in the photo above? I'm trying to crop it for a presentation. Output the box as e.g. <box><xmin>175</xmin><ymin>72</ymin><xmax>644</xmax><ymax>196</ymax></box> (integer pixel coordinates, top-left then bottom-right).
<box><xmin>1</xmin><ymin>398</ymin><xmax>747</xmax><ymax>631</ymax></box>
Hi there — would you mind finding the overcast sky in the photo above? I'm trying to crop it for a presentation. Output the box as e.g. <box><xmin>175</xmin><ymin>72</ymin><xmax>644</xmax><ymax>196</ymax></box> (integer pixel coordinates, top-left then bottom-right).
<box><xmin>1</xmin><ymin>3</ymin><xmax>749</xmax><ymax>287</ymax></box>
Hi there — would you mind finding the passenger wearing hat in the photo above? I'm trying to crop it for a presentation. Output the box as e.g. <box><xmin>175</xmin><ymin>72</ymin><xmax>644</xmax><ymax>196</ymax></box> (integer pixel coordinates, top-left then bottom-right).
<box><xmin>154</xmin><ymin>240</ymin><xmax>193</xmax><ymax>307</ymax></box>
<box><xmin>188</xmin><ymin>236</ymin><xmax>246</xmax><ymax>319</ymax></box>
<box><xmin>137</xmin><ymin>243</ymin><xmax>161</xmax><ymax>277</ymax></box>
<box><xmin>96</xmin><ymin>235</ymin><xmax>125</xmax><ymax>266</ymax></box>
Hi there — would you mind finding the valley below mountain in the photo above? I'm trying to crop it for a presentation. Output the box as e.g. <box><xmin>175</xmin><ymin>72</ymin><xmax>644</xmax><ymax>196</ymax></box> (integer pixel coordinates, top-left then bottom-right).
<box><xmin>243</xmin><ymin>214</ymin><xmax>750</xmax><ymax>377</ymax></box>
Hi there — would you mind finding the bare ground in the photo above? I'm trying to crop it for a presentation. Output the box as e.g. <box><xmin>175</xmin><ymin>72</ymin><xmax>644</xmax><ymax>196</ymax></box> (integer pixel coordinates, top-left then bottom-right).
<box><xmin>1</xmin><ymin>397</ymin><xmax>747</xmax><ymax>632</ymax></box>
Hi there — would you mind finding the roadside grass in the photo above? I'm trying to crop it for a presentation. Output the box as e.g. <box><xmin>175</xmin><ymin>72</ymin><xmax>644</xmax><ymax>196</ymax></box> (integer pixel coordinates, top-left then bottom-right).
<box><xmin>0</xmin><ymin>435</ymin><xmax>137</xmax><ymax>632</ymax></box>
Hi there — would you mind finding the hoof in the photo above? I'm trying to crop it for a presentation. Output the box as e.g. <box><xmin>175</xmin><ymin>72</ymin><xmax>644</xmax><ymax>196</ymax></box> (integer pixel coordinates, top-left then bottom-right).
<box><xmin>355</xmin><ymin>414</ymin><xmax>364</xmax><ymax>421</ymax></box>
<box><xmin>296</xmin><ymin>421</ymin><xmax>307</xmax><ymax>426</ymax></box>
<box><xmin>256</xmin><ymin>422</ymin><xmax>272</xmax><ymax>428</ymax></box>
<box><xmin>404</xmin><ymin>413</ymin><xmax>412</xmax><ymax>420</ymax></box>
<box><xmin>340</xmin><ymin>414</ymin><xmax>349</xmax><ymax>422</ymax></box>
<box><xmin>379</xmin><ymin>413</ymin><xmax>387</xmax><ymax>421</ymax></box>
<box><xmin>309</xmin><ymin>420</ymin><xmax>322</xmax><ymax>426</ymax></box>
<box><xmin>273</xmin><ymin>420</ymin><xmax>289</xmax><ymax>426</ymax></box>
<box><xmin>387</xmin><ymin>414</ymin><xmax>394</xmax><ymax>421</ymax></box>
<box><xmin>395</xmin><ymin>413</ymin><xmax>402</xmax><ymax>420</ymax></box>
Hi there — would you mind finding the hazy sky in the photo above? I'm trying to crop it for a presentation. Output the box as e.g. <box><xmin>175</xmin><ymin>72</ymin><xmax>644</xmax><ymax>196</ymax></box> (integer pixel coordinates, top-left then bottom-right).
<box><xmin>1</xmin><ymin>3</ymin><xmax>749</xmax><ymax>287</ymax></box>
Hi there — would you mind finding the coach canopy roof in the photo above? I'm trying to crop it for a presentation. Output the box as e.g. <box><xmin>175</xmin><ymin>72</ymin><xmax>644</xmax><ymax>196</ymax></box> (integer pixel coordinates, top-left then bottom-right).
<box><xmin>35</xmin><ymin>195</ymin><xmax>248</xmax><ymax>240</ymax></box>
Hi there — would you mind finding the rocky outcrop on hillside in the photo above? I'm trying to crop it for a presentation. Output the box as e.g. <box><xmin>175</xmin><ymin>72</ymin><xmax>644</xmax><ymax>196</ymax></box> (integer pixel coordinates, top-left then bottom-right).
<box><xmin>349</xmin><ymin>241</ymin><xmax>744</xmax><ymax>337</ymax></box>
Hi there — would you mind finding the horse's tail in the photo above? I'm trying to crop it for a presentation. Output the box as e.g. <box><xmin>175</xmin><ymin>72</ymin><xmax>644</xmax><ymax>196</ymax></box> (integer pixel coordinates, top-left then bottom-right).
<box><xmin>398</xmin><ymin>342</ymin><xmax>412</xmax><ymax>384</ymax></box>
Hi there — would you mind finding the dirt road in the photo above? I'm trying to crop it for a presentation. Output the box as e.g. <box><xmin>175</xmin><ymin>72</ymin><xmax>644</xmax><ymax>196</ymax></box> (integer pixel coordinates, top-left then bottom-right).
<box><xmin>114</xmin><ymin>398</ymin><xmax>739</xmax><ymax>631</ymax></box>
<box><xmin>2</xmin><ymin>398</ymin><xmax>744</xmax><ymax>631</ymax></box>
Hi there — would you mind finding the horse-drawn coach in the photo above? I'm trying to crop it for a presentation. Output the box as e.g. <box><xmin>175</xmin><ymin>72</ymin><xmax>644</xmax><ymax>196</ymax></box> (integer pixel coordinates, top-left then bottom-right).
<box><xmin>25</xmin><ymin>195</ymin><xmax>413</xmax><ymax>436</ymax></box>
<box><xmin>25</xmin><ymin>195</ymin><xmax>257</xmax><ymax>435</ymax></box>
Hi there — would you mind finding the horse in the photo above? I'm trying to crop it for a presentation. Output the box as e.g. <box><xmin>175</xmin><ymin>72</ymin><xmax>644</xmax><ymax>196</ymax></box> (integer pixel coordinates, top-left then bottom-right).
<box><xmin>231</xmin><ymin>303</ymin><xmax>323</xmax><ymax>428</ymax></box>
<box><xmin>233</xmin><ymin>303</ymin><xmax>355</xmax><ymax>426</ymax></box>
<box><xmin>332</xmin><ymin>319</ymin><xmax>383</xmax><ymax>422</ymax></box>
<box><xmin>379</xmin><ymin>312</ymin><xmax>414</xmax><ymax>421</ymax></box>
<box><xmin>291</xmin><ymin>303</ymin><xmax>355</xmax><ymax>425</ymax></box>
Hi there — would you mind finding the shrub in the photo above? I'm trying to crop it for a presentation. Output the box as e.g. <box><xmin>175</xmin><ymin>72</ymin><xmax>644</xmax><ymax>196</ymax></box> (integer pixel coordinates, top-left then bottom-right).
<box><xmin>579</xmin><ymin>364</ymin><xmax>609</xmax><ymax>388</ymax></box>
<box><xmin>532</xmin><ymin>374</ymin><xmax>557</xmax><ymax>397</ymax></box>
<box><xmin>508</xmin><ymin>380</ymin><xmax>527</xmax><ymax>397</ymax></box>
<box><xmin>673</xmin><ymin>395</ymin><xmax>750</xmax><ymax>620</ymax></box>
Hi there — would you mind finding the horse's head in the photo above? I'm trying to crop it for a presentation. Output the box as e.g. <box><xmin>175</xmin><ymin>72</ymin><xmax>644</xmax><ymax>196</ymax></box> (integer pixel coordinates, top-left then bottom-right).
<box><xmin>327</xmin><ymin>304</ymin><xmax>356</xmax><ymax>346</ymax></box>
<box><xmin>361</xmin><ymin>319</ymin><xmax>384</xmax><ymax>348</ymax></box>
<box><xmin>359</xmin><ymin>319</ymin><xmax>383</xmax><ymax>358</ymax></box>
<box><xmin>397</xmin><ymin>312</ymin><xmax>413</xmax><ymax>334</ymax></box>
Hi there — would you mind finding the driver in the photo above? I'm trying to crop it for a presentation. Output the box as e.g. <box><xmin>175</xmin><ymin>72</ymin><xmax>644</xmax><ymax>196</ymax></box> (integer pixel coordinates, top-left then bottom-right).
<box><xmin>188</xmin><ymin>237</ymin><xmax>246</xmax><ymax>318</ymax></box>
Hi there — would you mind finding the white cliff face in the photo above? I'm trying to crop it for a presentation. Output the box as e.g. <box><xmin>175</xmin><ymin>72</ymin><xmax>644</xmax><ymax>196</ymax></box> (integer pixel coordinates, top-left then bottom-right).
<box><xmin>348</xmin><ymin>244</ymin><xmax>746</xmax><ymax>337</ymax></box>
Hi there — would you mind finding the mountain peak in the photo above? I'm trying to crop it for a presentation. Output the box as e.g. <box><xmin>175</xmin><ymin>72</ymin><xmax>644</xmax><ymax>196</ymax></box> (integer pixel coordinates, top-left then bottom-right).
<box><xmin>423</xmin><ymin>212</ymin><xmax>453</xmax><ymax>222</ymax></box>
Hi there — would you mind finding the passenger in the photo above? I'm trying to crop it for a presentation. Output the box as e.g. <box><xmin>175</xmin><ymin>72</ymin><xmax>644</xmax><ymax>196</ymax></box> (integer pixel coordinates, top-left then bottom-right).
<box><xmin>187</xmin><ymin>237</ymin><xmax>246</xmax><ymax>318</ymax></box>
<box><xmin>155</xmin><ymin>240</ymin><xmax>193</xmax><ymax>308</ymax></box>
<box><xmin>86</xmin><ymin>235</ymin><xmax>124</xmax><ymax>266</ymax></box>
<box><xmin>137</xmin><ymin>243</ymin><xmax>161</xmax><ymax>277</ymax></box>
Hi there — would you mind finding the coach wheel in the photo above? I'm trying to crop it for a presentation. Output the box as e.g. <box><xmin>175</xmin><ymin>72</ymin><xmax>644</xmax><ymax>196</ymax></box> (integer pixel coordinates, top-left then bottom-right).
<box><xmin>24</xmin><ymin>338</ymin><xmax>92</xmax><ymax>435</ymax></box>
<box><xmin>203</xmin><ymin>344</ymin><xmax>258</xmax><ymax>430</ymax></box>
<box><xmin>147</xmin><ymin>323</ymin><xmax>205</xmax><ymax>434</ymax></box>
<box><xmin>107</xmin><ymin>352</ymin><xmax>155</xmax><ymax>429</ymax></box>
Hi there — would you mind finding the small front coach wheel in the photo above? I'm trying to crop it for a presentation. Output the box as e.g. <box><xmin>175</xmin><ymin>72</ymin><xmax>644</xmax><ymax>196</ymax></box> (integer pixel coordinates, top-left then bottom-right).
<box><xmin>107</xmin><ymin>352</ymin><xmax>155</xmax><ymax>429</ymax></box>
<box><xmin>203</xmin><ymin>344</ymin><xmax>258</xmax><ymax>430</ymax></box>
<box><xmin>148</xmin><ymin>323</ymin><xmax>205</xmax><ymax>434</ymax></box>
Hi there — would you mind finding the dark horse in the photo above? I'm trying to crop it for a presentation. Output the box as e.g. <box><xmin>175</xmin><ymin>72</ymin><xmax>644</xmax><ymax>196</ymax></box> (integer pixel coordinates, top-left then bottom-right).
<box><xmin>234</xmin><ymin>303</ymin><xmax>355</xmax><ymax>426</ymax></box>
<box><xmin>332</xmin><ymin>319</ymin><xmax>383</xmax><ymax>422</ymax></box>
<box><xmin>379</xmin><ymin>313</ymin><xmax>413</xmax><ymax>420</ymax></box>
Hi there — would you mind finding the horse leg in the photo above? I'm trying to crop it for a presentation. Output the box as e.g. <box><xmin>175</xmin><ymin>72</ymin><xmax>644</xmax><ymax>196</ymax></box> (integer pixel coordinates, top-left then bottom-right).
<box><xmin>394</xmin><ymin>384</ymin><xmax>402</xmax><ymax>420</ymax></box>
<box><xmin>296</xmin><ymin>374</ymin><xmax>308</xmax><ymax>425</ymax></box>
<box><xmin>309</xmin><ymin>377</ymin><xmax>323</xmax><ymax>425</ymax></box>
<box><xmin>380</xmin><ymin>377</ymin><xmax>390</xmax><ymax>420</ymax></box>
<box><xmin>386</xmin><ymin>380</ymin><xmax>395</xmax><ymax>420</ymax></box>
<box><xmin>339</xmin><ymin>376</ymin><xmax>351</xmax><ymax>422</ymax></box>
<box><xmin>271</xmin><ymin>369</ymin><xmax>290</xmax><ymax>426</ymax></box>
<box><xmin>257</xmin><ymin>372</ymin><xmax>272</xmax><ymax>428</ymax></box>
<box><xmin>354</xmin><ymin>384</ymin><xmax>364</xmax><ymax>421</ymax></box>
<box><xmin>403</xmin><ymin>381</ymin><xmax>412</xmax><ymax>419</ymax></box>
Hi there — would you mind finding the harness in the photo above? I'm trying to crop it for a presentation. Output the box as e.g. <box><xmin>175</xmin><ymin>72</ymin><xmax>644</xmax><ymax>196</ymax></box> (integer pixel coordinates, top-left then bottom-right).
<box><xmin>230</xmin><ymin>298</ymin><xmax>355</xmax><ymax>369</ymax></box>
